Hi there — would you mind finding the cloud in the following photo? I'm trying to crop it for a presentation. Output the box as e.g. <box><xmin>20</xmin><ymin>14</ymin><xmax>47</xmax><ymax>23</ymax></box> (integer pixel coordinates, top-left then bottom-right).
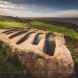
<box><xmin>56</xmin><ymin>10</ymin><xmax>78</xmax><ymax>17</ymax></box>
<box><xmin>0</xmin><ymin>0</ymin><xmax>78</xmax><ymax>17</ymax></box>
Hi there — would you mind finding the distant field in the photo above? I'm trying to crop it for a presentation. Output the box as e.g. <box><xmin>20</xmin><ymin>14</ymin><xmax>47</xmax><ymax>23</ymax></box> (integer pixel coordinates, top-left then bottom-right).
<box><xmin>0</xmin><ymin>17</ymin><xmax>78</xmax><ymax>73</ymax></box>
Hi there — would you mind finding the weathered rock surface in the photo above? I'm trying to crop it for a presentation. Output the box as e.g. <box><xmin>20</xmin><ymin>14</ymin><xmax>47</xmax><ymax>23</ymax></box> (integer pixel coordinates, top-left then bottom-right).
<box><xmin>0</xmin><ymin>28</ymin><xmax>74</xmax><ymax>78</ymax></box>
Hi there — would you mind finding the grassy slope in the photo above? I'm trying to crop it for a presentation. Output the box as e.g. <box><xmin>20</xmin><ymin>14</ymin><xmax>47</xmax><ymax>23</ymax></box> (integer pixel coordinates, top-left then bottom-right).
<box><xmin>0</xmin><ymin>19</ymin><xmax>78</xmax><ymax>72</ymax></box>
<box><xmin>0</xmin><ymin>20</ymin><xmax>25</xmax><ymax>28</ymax></box>
<box><xmin>0</xmin><ymin>20</ymin><xmax>78</xmax><ymax>39</ymax></box>
<box><xmin>31</xmin><ymin>21</ymin><xmax>78</xmax><ymax>39</ymax></box>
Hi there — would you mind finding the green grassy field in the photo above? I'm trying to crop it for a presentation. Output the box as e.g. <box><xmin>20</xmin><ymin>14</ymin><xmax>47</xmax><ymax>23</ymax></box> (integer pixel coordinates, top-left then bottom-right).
<box><xmin>0</xmin><ymin>20</ymin><xmax>78</xmax><ymax>39</ymax></box>
<box><xmin>0</xmin><ymin>18</ymin><xmax>78</xmax><ymax>73</ymax></box>
<box><xmin>0</xmin><ymin>20</ymin><xmax>25</xmax><ymax>28</ymax></box>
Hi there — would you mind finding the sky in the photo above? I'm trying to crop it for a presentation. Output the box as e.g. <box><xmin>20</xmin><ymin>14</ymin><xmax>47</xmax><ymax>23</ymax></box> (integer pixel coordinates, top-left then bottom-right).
<box><xmin>0</xmin><ymin>0</ymin><xmax>78</xmax><ymax>17</ymax></box>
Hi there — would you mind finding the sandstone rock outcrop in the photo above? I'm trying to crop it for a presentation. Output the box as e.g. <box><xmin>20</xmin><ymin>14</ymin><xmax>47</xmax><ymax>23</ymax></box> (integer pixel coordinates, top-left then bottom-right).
<box><xmin>0</xmin><ymin>28</ymin><xmax>74</xmax><ymax>78</ymax></box>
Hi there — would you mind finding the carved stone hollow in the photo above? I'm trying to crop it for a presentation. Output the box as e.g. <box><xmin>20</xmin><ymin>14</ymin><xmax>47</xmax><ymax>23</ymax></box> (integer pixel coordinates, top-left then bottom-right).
<box><xmin>0</xmin><ymin>28</ymin><xmax>74</xmax><ymax>78</ymax></box>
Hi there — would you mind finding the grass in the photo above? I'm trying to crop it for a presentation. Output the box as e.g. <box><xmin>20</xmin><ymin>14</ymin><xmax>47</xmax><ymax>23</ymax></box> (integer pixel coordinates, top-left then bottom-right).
<box><xmin>0</xmin><ymin>18</ymin><xmax>78</xmax><ymax>72</ymax></box>
<box><xmin>31</xmin><ymin>21</ymin><xmax>78</xmax><ymax>39</ymax></box>
<box><xmin>0</xmin><ymin>20</ymin><xmax>25</xmax><ymax>28</ymax></box>
<box><xmin>0</xmin><ymin>20</ymin><xmax>78</xmax><ymax>40</ymax></box>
